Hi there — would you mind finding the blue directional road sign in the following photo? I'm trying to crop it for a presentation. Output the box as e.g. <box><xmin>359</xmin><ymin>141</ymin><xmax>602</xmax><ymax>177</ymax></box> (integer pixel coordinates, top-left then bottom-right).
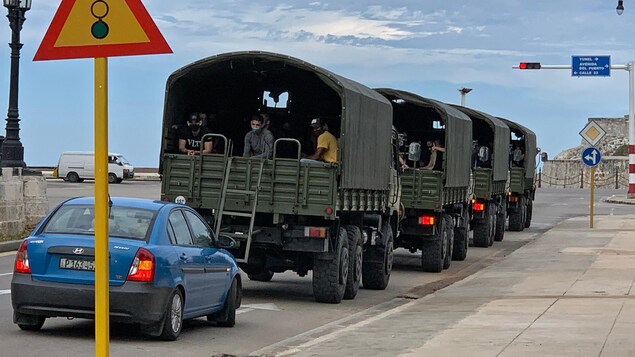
<box><xmin>582</xmin><ymin>147</ymin><xmax>602</xmax><ymax>167</ymax></box>
<box><xmin>572</xmin><ymin>56</ymin><xmax>611</xmax><ymax>77</ymax></box>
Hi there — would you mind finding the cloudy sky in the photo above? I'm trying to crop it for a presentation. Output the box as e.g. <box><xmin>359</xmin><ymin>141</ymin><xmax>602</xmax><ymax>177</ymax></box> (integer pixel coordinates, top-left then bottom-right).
<box><xmin>6</xmin><ymin>0</ymin><xmax>635</xmax><ymax>166</ymax></box>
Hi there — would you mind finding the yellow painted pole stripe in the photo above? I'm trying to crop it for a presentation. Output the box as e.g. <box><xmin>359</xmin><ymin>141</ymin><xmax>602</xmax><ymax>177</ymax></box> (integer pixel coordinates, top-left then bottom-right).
<box><xmin>94</xmin><ymin>57</ymin><xmax>110</xmax><ymax>357</ymax></box>
<box><xmin>590</xmin><ymin>167</ymin><xmax>595</xmax><ymax>229</ymax></box>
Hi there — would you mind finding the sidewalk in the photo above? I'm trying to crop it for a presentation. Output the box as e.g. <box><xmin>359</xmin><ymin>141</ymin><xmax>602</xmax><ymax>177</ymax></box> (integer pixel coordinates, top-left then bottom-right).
<box><xmin>263</xmin><ymin>214</ymin><xmax>635</xmax><ymax>357</ymax></box>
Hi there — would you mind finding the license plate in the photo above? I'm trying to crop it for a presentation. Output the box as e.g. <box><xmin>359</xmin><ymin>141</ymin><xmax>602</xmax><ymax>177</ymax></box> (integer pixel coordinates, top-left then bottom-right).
<box><xmin>59</xmin><ymin>257</ymin><xmax>95</xmax><ymax>271</ymax></box>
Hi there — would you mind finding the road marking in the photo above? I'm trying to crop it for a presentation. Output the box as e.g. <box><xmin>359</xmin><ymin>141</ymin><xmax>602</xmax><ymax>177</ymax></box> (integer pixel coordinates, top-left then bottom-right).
<box><xmin>0</xmin><ymin>290</ymin><xmax>10</xmax><ymax>296</ymax></box>
<box><xmin>0</xmin><ymin>272</ymin><xmax>13</xmax><ymax>277</ymax></box>
<box><xmin>240</xmin><ymin>303</ymin><xmax>280</xmax><ymax>311</ymax></box>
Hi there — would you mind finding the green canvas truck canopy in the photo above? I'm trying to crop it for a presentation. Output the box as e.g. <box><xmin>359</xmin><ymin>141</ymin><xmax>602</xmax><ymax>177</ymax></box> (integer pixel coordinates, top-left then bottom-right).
<box><xmin>451</xmin><ymin>105</ymin><xmax>511</xmax><ymax>182</ymax></box>
<box><xmin>498</xmin><ymin>117</ymin><xmax>537</xmax><ymax>179</ymax></box>
<box><xmin>376</xmin><ymin>88</ymin><xmax>473</xmax><ymax>188</ymax></box>
<box><xmin>161</xmin><ymin>51</ymin><xmax>393</xmax><ymax>190</ymax></box>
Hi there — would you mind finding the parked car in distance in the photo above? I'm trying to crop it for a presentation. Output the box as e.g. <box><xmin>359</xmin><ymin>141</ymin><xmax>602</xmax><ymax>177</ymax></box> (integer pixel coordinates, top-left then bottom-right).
<box><xmin>11</xmin><ymin>197</ymin><xmax>241</xmax><ymax>340</ymax></box>
<box><xmin>53</xmin><ymin>151</ymin><xmax>135</xmax><ymax>184</ymax></box>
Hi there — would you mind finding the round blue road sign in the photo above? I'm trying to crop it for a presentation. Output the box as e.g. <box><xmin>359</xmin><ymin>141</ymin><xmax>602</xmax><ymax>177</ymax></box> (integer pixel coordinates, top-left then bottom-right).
<box><xmin>581</xmin><ymin>147</ymin><xmax>601</xmax><ymax>167</ymax></box>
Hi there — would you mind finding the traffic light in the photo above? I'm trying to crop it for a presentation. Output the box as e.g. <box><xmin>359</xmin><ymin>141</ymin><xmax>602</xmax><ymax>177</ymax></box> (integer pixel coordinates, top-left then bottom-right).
<box><xmin>519</xmin><ymin>62</ymin><xmax>541</xmax><ymax>70</ymax></box>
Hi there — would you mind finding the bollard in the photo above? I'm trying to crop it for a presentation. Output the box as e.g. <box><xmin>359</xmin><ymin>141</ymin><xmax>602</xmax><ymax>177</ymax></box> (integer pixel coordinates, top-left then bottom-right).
<box><xmin>616</xmin><ymin>167</ymin><xmax>619</xmax><ymax>189</ymax></box>
<box><xmin>580</xmin><ymin>169</ymin><xmax>584</xmax><ymax>189</ymax></box>
<box><xmin>538</xmin><ymin>168</ymin><xmax>542</xmax><ymax>188</ymax></box>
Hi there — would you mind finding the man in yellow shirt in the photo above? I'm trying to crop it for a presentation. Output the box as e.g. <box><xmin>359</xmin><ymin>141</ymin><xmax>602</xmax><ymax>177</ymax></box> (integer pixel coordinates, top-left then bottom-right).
<box><xmin>301</xmin><ymin>118</ymin><xmax>337</xmax><ymax>164</ymax></box>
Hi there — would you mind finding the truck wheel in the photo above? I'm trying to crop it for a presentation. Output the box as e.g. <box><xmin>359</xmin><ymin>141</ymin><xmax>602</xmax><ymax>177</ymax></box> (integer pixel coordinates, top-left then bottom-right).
<box><xmin>509</xmin><ymin>197</ymin><xmax>526</xmax><ymax>232</ymax></box>
<box><xmin>66</xmin><ymin>172</ymin><xmax>79</xmax><ymax>183</ymax></box>
<box><xmin>524</xmin><ymin>199</ymin><xmax>533</xmax><ymax>228</ymax></box>
<box><xmin>421</xmin><ymin>220</ymin><xmax>447</xmax><ymax>273</ymax></box>
<box><xmin>362</xmin><ymin>223</ymin><xmax>393</xmax><ymax>290</ymax></box>
<box><xmin>344</xmin><ymin>225</ymin><xmax>362</xmax><ymax>300</ymax></box>
<box><xmin>442</xmin><ymin>215</ymin><xmax>454</xmax><ymax>269</ymax></box>
<box><xmin>487</xmin><ymin>204</ymin><xmax>495</xmax><ymax>246</ymax></box>
<box><xmin>494</xmin><ymin>202</ymin><xmax>506</xmax><ymax>242</ymax></box>
<box><xmin>473</xmin><ymin>220</ymin><xmax>489</xmax><ymax>247</ymax></box>
<box><xmin>313</xmin><ymin>228</ymin><xmax>348</xmax><ymax>303</ymax></box>
<box><xmin>108</xmin><ymin>173</ymin><xmax>117</xmax><ymax>184</ymax></box>
<box><xmin>452</xmin><ymin>210</ymin><xmax>469</xmax><ymax>261</ymax></box>
<box><xmin>247</xmin><ymin>270</ymin><xmax>274</xmax><ymax>282</ymax></box>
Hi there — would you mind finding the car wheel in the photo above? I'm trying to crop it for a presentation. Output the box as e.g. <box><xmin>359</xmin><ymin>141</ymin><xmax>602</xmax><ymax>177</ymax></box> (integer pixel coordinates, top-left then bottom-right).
<box><xmin>160</xmin><ymin>289</ymin><xmax>184</xmax><ymax>341</ymax></box>
<box><xmin>210</xmin><ymin>278</ymin><xmax>238</xmax><ymax>327</ymax></box>
<box><xmin>66</xmin><ymin>172</ymin><xmax>79</xmax><ymax>183</ymax></box>
<box><xmin>108</xmin><ymin>173</ymin><xmax>117</xmax><ymax>184</ymax></box>
<box><xmin>16</xmin><ymin>313</ymin><xmax>45</xmax><ymax>331</ymax></box>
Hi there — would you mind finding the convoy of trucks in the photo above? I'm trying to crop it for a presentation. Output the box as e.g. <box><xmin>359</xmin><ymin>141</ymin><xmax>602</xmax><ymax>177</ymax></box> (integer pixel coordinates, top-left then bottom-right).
<box><xmin>159</xmin><ymin>51</ymin><xmax>539</xmax><ymax>304</ymax></box>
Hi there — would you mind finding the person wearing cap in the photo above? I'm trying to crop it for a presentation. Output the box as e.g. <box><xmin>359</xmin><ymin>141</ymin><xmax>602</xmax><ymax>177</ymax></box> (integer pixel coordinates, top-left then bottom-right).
<box><xmin>301</xmin><ymin>118</ymin><xmax>337</xmax><ymax>164</ymax></box>
<box><xmin>178</xmin><ymin>112</ymin><xmax>213</xmax><ymax>155</ymax></box>
<box><xmin>243</xmin><ymin>114</ymin><xmax>274</xmax><ymax>159</ymax></box>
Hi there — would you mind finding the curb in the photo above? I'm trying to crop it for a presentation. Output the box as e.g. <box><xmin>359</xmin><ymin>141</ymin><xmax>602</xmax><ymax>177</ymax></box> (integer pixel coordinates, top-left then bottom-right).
<box><xmin>0</xmin><ymin>239</ymin><xmax>22</xmax><ymax>253</ymax></box>
<box><xmin>605</xmin><ymin>195</ymin><xmax>635</xmax><ymax>205</ymax></box>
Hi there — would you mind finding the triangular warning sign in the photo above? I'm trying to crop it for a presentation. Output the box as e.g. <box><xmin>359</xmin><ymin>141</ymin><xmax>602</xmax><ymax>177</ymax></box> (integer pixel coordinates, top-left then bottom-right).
<box><xmin>34</xmin><ymin>0</ymin><xmax>172</xmax><ymax>61</ymax></box>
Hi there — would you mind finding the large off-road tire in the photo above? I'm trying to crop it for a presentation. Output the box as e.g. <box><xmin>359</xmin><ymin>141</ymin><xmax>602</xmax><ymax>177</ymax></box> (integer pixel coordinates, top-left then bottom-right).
<box><xmin>421</xmin><ymin>219</ymin><xmax>447</xmax><ymax>273</ymax></box>
<box><xmin>524</xmin><ymin>199</ymin><xmax>533</xmax><ymax>228</ymax></box>
<box><xmin>452</xmin><ymin>209</ymin><xmax>469</xmax><ymax>261</ymax></box>
<box><xmin>494</xmin><ymin>202</ymin><xmax>506</xmax><ymax>242</ymax></box>
<box><xmin>487</xmin><ymin>204</ymin><xmax>496</xmax><ymax>246</ymax></box>
<box><xmin>508</xmin><ymin>197</ymin><xmax>525</xmax><ymax>232</ymax></box>
<box><xmin>344</xmin><ymin>225</ymin><xmax>362</xmax><ymax>300</ymax></box>
<box><xmin>442</xmin><ymin>215</ymin><xmax>454</xmax><ymax>270</ymax></box>
<box><xmin>362</xmin><ymin>222</ymin><xmax>393</xmax><ymax>290</ymax></box>
<box><xmin>313</xmin><ymin>228</ymin><xmax>348</xmax><ymax>303</ymax></box>
<box><xmin>247</xmin><ymin>270</ymin><xmax>274</xmax><ymax>282</ymax></box>
<box><xmin>211</xmin><ymin>278</ymin><xmax>238</xmax><ymax>327</ymax></box>
<box><xmin>15</xmin><ymin>312</ymin><xmax>45</xmax><ymax>331</ymax></box>
<box><xmin>108</xmin><ymin>173</ymin><xmax>117</xmax><ymax>184</ymax></box>
<box><xmin>472</xmin><ymin>220</ymin><xmax>489</xmax><ymax>247</ymax></box>
<box><xmin>66</xmin><ymin>172</ymin><xmax>79</xmax><ymax>183</ymax></box>
<box><xmin>160</xmin><ymin>289</ymin><xmax>184</xmax><ymax>341</ymax></box>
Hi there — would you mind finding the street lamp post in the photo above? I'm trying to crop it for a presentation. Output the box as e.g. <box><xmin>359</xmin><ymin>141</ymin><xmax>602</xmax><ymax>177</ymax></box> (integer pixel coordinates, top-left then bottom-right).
<box><xmin>617</xmin><ymin>0</ymin><xmax>625</xmax><ymax>15</ymax></box>
<box><xmin>0</xmin><ymin>0</ymin><xmax>31</xmax><ymax>168</ymax></box>
<box><xmin>458</xmin><ymin>87</ymin><xmax>472</xmax><ymax>107</ymax></box>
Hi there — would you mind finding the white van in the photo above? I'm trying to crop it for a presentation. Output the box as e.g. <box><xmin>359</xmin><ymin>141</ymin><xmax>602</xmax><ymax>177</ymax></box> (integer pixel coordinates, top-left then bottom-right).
<box><xmin>53</xmin><ymin>151</ymin><xmax>134</xmax><ymax>184</ymax></box>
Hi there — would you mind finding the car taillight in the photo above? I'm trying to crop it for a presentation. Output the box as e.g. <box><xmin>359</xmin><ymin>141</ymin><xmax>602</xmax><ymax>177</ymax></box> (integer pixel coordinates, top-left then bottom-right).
<box><xmin>473</xmin><ymin>202</ymin><xmax>485</xmax><ymax>211</ymax></box>
<box><xmin>509</xmin><ymin>196</ymin><xmax>519</xmax><ymax>203</ymax></box>
<box><xmin>127</xmin><ymin>248</ymin><xmax>155</xmax><ymax>282</ymax></box>
<box><xmin>14</xmin><ymin>240</ymin><xmax>31</xmax><ymax>274</ymax></box>
<box><xmin>418</xmin><ymin>216</ymin><xmax>435</xmax><ymax>225</ymax></box>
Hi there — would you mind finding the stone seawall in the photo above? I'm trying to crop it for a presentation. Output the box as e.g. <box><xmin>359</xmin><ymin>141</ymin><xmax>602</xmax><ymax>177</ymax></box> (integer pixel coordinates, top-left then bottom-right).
<box><xmin>0</xmin><ymin>168</ymin><xmax>48</xmax><ymax>236</ymax></box>
<box><xmin>541</xmin><ymin>157</ymin><xmax>628</xmax><ymax>189</ymax></box>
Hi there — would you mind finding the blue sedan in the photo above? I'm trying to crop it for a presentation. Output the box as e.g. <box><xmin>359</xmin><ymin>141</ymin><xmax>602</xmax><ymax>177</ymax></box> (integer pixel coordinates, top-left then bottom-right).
<box><xmin>11</xmin><ymin>197</ymin><xmax>241</xmax><ymax>340</ymax></box>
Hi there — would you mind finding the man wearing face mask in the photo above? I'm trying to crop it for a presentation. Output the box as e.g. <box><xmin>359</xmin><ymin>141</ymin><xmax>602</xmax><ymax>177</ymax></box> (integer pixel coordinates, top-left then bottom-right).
<box><xmin>243</xmin><ymin>114</ymin><xmax>274</xmax><ymax>159</ymax></box>
<box><xmin>178</xmin><ymin>112</ymin><xmax>213</xmax><ymax>155</ymax></box>
<box><xmin>301</xmin><ymin>117</ymin><xmax>338</xmax><ymax>164</ymax></box>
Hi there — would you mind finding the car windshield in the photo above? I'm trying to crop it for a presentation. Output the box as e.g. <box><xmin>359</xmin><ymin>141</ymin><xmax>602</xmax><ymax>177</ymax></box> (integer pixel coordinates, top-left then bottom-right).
<box><xmin>42</xmin><ymin>204</ymin><xmax>155</xmax><ymax>240</ymax></box>
<box><xmin>116</xmin><ymin>155</ymin><xmax>131</xmax><ymax>165</ymax></box>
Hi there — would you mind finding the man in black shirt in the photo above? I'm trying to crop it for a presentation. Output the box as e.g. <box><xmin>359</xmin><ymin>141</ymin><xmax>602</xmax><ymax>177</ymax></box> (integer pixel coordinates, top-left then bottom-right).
<box><xmin>178</xmin><ymin>113</ymin><xmax>212</xmax><ymax>155</ymax></box>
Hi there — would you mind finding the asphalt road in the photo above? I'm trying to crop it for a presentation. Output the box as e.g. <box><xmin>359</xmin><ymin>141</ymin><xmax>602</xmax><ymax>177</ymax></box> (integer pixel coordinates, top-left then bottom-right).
<box><xmin>0</xmin><ymin>182</ymin><xmax>630</xmax><ymax>356</ymax></box>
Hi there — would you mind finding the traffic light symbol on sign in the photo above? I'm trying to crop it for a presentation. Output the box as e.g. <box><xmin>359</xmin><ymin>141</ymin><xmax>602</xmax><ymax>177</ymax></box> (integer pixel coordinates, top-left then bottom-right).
<box><xmin>519</xmin><ymin>62</ymin><xmax>541</xmax><ymax>70</ymax></box>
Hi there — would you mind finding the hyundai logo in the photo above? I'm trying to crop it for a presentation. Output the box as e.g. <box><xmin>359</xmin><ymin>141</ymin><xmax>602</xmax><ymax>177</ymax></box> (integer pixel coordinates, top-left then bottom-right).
<box><xmin>73</xmin><ymin>248</ymin><xmax>84</xmax><ymax>255</ymax></box>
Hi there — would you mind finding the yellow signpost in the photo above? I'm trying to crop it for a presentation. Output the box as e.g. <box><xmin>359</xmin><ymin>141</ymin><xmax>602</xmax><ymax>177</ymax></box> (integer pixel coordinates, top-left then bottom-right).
<box><xmin>34</xmin><ymin>1</ymin><xmax>171</xmax><ymax>356</ymax></box>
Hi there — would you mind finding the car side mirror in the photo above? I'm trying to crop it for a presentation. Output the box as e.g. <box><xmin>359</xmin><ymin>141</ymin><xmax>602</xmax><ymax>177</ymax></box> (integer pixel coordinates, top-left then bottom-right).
<box><xmin>408</xmin><ymin>142</ymin><xmax>421</xmax><ymax>162</ymax></box>
<box><xmin>196</xmin><ymin>234</ymin><xmax>214</xmax><ymax>247</ymax></box>
<box><xmin>217</xmin><ymin>235</ymin><xmax>237</xmax><ymax>249</ymax></box>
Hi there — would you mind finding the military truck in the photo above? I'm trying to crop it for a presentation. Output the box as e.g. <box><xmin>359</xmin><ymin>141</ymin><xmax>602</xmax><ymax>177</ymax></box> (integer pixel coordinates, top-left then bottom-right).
<box><xmin>376</xmin><ymin>89</ymin><xmax>473</xmax><ymax>272</ymax></box>
<box><xmin>451</xmin><ymin>106</ymin><xmax>510</xmax><ymax>247</ymax></box>
<box><xmin>159</xmin><ymin>51</ymin><xmax>401</xmax><ymax>303</ymax></box>
<box><xmin>498</xmin><ymin>118</ymin><xmax>537</xmax><ymax>231</ymax></box>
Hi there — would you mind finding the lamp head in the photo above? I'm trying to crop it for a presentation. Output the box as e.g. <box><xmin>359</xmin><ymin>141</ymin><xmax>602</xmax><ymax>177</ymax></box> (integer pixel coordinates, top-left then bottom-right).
<box><xmin>458</xmin><ymin>87</ymin><xmax>473</xmax><ymax>94</ymax></box>
<box><xmin>3</xmin><ymin>0</ymin><xmax>31</xmax><ymax>10</ymax></box>
<box><xmin>617</xmin><ymin>0</ymin><xmax>624</xmax><ymax>15</ymax></box>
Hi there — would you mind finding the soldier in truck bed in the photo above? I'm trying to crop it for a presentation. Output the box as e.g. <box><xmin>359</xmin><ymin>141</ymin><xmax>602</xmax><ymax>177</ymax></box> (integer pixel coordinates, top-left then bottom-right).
<box><xmin>178</xmin><ymin>112</ymin><xmax>213</xmax><ymax>155</ymax></box>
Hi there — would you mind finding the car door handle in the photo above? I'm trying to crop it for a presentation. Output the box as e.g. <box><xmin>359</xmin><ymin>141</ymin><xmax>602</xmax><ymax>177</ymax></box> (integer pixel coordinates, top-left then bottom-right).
<box><xmin>179</xmin><ymin>253</ymin><xmax>188</xmax><ymax>261</ymax></box>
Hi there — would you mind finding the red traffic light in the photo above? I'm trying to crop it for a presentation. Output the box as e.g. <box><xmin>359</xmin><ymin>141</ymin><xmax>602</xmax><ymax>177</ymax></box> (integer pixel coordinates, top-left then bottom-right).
<box><xmin>519</xmin><ymin>62</ymin><xmax>541</xmax><ymax>70</ymax></box>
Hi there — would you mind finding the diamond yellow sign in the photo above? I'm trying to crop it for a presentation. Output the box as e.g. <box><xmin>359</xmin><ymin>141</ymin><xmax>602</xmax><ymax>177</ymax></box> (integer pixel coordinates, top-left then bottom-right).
<box><xmin>579</xmin><ymin>121</ymin><xmax>607</xmax><ymax>146</ymax></box>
